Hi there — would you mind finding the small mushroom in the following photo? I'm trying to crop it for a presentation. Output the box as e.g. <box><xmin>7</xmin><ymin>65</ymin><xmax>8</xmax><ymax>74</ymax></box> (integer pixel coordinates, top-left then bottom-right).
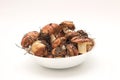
<box><xmin>52</xmin><ymin>37</ymin><xmax>66</xmax><ymax>48</ymax></box>
<box><xmin>66</xmin><ymin>44</ymin><xmax>79</xmax><ymax>56</ymax></box>
<box><xmin>71</xmin><ymin>36</ymin><xmax>94</xmax><ymax>54</ymax></box>
<box><xmin>77</xmin><ymin>30</ymin><xmax>88</xmax><ymax>38</ymax></box>
<box><xmin>59</xmin><ymin>21</ymin><xmax>75</xmax><ymax>33</ymax></box>
<box><xmin>65</xmin><ymin>31</ymin><xmax>79</xmax><ymax>39</ymax></box>
<box><xmin>52</xmin><ymin>47</ymin><xmax>66</xmax><ymax>57</ymax></box>
<box><xmin>40</xmin><ymin>40</ymin><xmax>52</xmax><ymax>52</ymax></box>
<box><xmin>31</xmin><ymin>40</ymin><xmax>47</xmax><ymax>57</ymax></box>
<box><xmin>55</xmin><ymin>30</ymin><xmax>65</xmax><ymax>38</ymax></box>
<box><xmin>41</xmin><ymin>23</ymin><xmax>62</xmax><ymax>42</ymax></box>
<box><xmin>38</xmin><ymin>31</ymin><xmax>50</xmax><ymax>43</ymax></box>
<box><xmin>21</xmin><ymin>31</ymin><xmax>39</xmax><ymax>48</ymax></box>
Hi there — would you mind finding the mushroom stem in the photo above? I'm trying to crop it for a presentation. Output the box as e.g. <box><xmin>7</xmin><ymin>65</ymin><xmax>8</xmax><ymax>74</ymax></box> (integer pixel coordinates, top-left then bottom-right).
<box><xmin>78</xmin><ymin>43</ymin><xmax>87</xmax><ymax>54</ymax></box>
<box><xmin>63</xmin><ymin>27</ymin><xmax>73</xmax><ymax>33</ymax></box>
<box><xmin>78</xmin><ymin>42</ymin><xmax>92</xmax><ymax>54</ymax></box>
<box><xmin>50</xmin><ymin>34</ymin><xmax>56</xmax><ymax>42</ymax></box>
<box><xmin>61</xmin><ymin>45</ymin><xmax>66</xmax><ymax>50</ymax></box>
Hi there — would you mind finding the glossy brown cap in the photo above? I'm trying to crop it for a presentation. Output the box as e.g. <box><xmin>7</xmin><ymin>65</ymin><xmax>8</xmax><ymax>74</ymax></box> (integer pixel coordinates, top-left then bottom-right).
<box><xmin>59</xmin><ymin>21</ymin><xmax>75</xmax><ymax>30</ymax></box>
<box><xmin>52</xmin><ymin>47</ymin><xmax>66</xmax><ymax>57</ymax></box>
<box><xmin>52</xmin><ymin>37</ymin><xmax>66</xmax><ymax>48</ymax></box>
<box><xmin>21</xmin><ymin>31</ymin><xmax>39</xmax><ymax>48</ymax></box>
<box><xmin>41</xmin><ymin>23</ymin><xmax>61</xmax><ymax>35</ymax></box>
<box><xmin>71</xmin><ymin>36</ymin><xmax>92</xmax><ymax>43</ymax></box>
<box><xmin>65</xmin><ymin>31</ymin><xmax>79</xmax><ymax>39</ymax></box>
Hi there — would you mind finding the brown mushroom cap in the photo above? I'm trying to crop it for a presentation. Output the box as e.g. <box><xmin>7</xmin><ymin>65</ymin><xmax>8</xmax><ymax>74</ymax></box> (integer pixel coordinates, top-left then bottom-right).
<box><xmin>65</xmin><ymin>31</ymin><xmax>79</xmax><ymax>39</ymax></box>
<box><xmin>71</xmin><ymin>36</ymin><xmax>91</xmax><ymax>43</ymax></box>
<box><xmin>77</xmin><ymin>30</ymin><xmax>88</xmax><ymax>38</ymax></box>
<box><xmin>59</xmin><ymin>21</ymin><xmax>75</xmax><ymax>30</ymax></box>
<box><xmin>55</xmin><ymin>30</ymin><xmax>65</xmax><ymax>38</ymax></box>
<box><xmin>38</xmin><ymin>31</ymin><xmax>51</xmax><ymax>43</ymax></box>
<box><xmin>52</xmin><ymin>47</ymin><xmax>66</xmax><ymax>57</ymax></box>
<box><xmin>66</xmin><ymin>44</ymin><xmax>79</xmax><ymax>56</ymax></box>
<box><xmin>40</xmin><ymin>40</ymin><xmax>52</xmax><ymax>52</ymax></box>
<box><xmin>52</xmin><ymin>37</ymin><xmax>66</xmax><ymax>48</ymax></box>
<box><xmin>21</xmin><ymin>31</ymin><xmax>39</xmax><ymax>48</ymax></box>
<box><xmin>41</xmin><ymin>23</ymin><xmax>61</xmax><ymax>35</ymax></box>
<box><xmin>31</xmin><ymin>40</ymin><xmax>47</xmax><ymax>57</ymax></box>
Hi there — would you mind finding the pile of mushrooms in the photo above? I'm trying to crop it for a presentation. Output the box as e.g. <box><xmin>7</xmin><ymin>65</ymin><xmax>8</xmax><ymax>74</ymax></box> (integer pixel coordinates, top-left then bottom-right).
<box><xmin>21</xmin><ymin>21</ymin><xmax>94</xmax><ymax>58</ymax></box>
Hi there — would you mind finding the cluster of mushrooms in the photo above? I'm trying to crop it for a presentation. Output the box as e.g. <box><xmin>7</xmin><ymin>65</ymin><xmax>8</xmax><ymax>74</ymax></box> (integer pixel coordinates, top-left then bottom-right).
<box><xmin>21</xmin><ymin>21</ymin><xmax>94</xmax><ymax>58</ymax></box>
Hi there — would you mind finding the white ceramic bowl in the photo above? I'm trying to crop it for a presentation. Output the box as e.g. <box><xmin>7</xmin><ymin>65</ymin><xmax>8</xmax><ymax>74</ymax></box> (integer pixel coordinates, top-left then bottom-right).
<box><xmin>18</xmin><ymin>23</ymin><xmax>93</xmax><ymax>69</ymax></box>
<box><xmin>28</xmin><ymin>52</ymin><xmax>91</xmax><ymax>69</ymax></box>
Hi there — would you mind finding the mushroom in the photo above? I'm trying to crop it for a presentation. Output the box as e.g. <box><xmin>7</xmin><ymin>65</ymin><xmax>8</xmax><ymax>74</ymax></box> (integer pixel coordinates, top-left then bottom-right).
<box><xmin>52</xmin><ymin>37</ymin><xmax>66</xmax><ymax>49</ymax></box>
<box><xmin>31</xmin><ymin>40</ymin><xmax>48</xmax><ymax>57</ymax></box>
<box><xmin>20</xmin><ymin>21</ymin><xmax>95</xmax><ymax>58</ymax></box>
<box><xmin>71</xmin><ymin>36</ymin><xmax>94</xmax><ymax>54</ymax></box>
<box><xmin>55</xmin><ymin>30</ymin><xmax>65</xmax><ymax>38</ymax></box>
<box><xmin>21</xmin><ymin>31</ymin><xmax>39</xmax><ymax>48</ymax></box>
<box><xmin>52</xmin><ymin>47</ymin><xmax>66</xmax><ymax>57</ymax></box>
<box><xmin>38</xmin><ymin>31</ymin><xmax>50</xmax><ymax>43</ymax></box>
<box><xmin>86</xmin><ymin>39</ymin><xmax>94</xmax><ymax>51</ymax></box>
<box><xmin>40</xmin><ymin>40</ymin><xmax>52</xmax><ymax>52</ymax></box>
<box><xmin>66</xmin><ymin>44</ymin><xmax>79</xmax><ymax>56</ymax></box>
<box><xmin>41</xmin><ymin>23</ymin><xmax>62</xmax><ymax>42</ymax></box>
<box><xmin>59</xmin><ymin>21</ymin><xmax>75</xmax><ymax>33</ymax></box>
<box><xmin>65</xmin><ymin>31</ymin><xmax>79</xmax><ymax>39</ymax></box>
<box><xmin>77</xmin><ymin>30</ymin><xmax>88</xmax><ymax>38</ymax></box>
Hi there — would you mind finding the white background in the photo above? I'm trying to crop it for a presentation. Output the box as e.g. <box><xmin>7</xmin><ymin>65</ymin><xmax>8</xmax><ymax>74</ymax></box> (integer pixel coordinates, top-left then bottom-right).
<box><xmin>0</xmin><ymin>0</ymin><xmax>120</xmax><ymax>80</ymax></box>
